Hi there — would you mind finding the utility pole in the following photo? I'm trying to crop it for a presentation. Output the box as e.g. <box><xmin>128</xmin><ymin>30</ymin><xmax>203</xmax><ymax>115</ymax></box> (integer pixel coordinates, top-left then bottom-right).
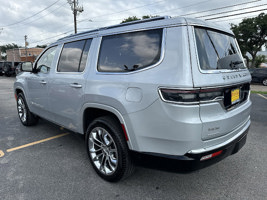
<box><xmin>68</xmin><ymin>0</ymin><xmax>84</xmax><ymax>34</ymax></box>
<box><xmin>24</xmin><ymin>35</ymin><xmax>28</xmax><ymax>62</ymax></box>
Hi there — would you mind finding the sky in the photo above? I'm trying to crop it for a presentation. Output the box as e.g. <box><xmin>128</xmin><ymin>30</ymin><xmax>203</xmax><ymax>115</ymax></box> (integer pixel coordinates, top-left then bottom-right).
<box><xmin>0</xmin><ymin>0</ymin><xmax>266</xmax><ymax>48</ymax></box>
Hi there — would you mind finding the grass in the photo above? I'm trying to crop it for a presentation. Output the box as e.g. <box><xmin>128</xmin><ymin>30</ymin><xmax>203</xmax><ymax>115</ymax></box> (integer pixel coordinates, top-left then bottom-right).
<box><xmin>251</xmin><ymin>90</ymin><xmax>267</xmax><ymax>95</ymax></box>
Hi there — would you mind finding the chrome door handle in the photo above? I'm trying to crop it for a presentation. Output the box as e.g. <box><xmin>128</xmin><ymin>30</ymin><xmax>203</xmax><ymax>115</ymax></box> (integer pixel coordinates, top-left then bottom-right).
<box><xmin>70</xmin><ymin>83</ymin><xmax>82</xmax><ymax>88</ymax></box>
<box><xmin>40</xmin><ymin>80</ymin><xmax>47</xmax><ymax>85</ymax></box>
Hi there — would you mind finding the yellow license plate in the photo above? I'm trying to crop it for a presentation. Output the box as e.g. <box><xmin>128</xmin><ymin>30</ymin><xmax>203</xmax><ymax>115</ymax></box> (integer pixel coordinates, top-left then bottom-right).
<box><xmin>231</xmin><ymin>88</ymin><xmax>240</xmax><ymax>104</ymax></box>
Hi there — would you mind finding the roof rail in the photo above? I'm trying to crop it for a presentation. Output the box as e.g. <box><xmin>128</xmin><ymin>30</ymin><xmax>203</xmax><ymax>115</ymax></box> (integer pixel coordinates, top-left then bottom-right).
<box><xmin>99</xmin><ymin>16</ymin><xmax>170</xmax><ymax>31</ymax></box>
<box><xmin>57</xmin><ymin>16</ymin><xmax>170</xmax><ymax>41</ymax></box>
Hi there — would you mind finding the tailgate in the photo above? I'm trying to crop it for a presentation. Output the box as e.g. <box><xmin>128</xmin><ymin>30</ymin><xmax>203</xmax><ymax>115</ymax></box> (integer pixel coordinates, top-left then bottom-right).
<box><xmin>190</xmin><ymin>26</ymin><xmax>251</xmax><ymax>140</ymax></box>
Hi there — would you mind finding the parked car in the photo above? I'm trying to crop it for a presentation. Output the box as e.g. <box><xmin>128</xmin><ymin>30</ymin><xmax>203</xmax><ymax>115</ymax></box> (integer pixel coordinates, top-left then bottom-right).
<box><xmin>3</xmin><ymin>62</ymin><xmax>23</xmax><ymax>77</ymax></box>
<box><xmin>0</xmin><ymin>62</ymin><xmax>4</xmax><ymax>76</ymax></box>
<box><xmin>14</xmin><ymin>16</ymin><xmax>251</xmax><ymax>182</ymax></box>
<box><xmin>249</xmin><ymin>68</ymin><xmax>267</xmax><ymax>86</ymax></box>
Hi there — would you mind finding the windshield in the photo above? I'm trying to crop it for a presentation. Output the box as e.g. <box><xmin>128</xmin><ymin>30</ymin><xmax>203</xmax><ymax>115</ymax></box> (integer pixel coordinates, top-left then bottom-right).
<box><xmin>194</xmin><ymin>27</ymin><xmax>246</xmax><ymax>70</ymax></box>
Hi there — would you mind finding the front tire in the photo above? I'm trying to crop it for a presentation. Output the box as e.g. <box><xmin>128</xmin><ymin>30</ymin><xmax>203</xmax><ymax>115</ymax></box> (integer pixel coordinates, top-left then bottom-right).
<box><xmin>85</xmin><ymin>116</ymin><xmax>135</xmax><ymax>182</ymax></box>
<box><xmin>17</xmin><ymin>93</ymin><xmax>39</xmax><ymax>126</ymax></box>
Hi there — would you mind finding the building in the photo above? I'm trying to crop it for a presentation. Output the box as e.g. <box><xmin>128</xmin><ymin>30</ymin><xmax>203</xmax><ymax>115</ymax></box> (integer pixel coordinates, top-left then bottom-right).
<box><xmin>6</xmin><ymin>48</ymin><xmax>44</xmax><ymax>62</ymax></box>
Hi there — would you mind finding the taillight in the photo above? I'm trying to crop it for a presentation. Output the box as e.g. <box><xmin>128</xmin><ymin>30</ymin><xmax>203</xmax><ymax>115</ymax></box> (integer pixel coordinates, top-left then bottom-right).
<box><xmin>159</xmin><ymin>88</ymin><xmax>223</xmax><ymax>104</ymax></box>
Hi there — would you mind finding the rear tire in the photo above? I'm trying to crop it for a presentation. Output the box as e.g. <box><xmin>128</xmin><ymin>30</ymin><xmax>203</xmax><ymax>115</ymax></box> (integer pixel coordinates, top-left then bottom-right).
<box><xmin>17</xmin><ymin>93</ymin><xmax>39</xmax><ymax>126</ymax></box>
<box><xmin>85</xmin><ymin>116</ymin><xmax>135</xmax><ymax>182</ymax></box>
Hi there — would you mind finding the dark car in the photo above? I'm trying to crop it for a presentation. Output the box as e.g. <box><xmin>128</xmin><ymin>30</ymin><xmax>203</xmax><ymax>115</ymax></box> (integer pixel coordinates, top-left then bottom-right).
<box><xmin>249</xmin><ymin>68</ymin><xmax>267</xmax><ymax>86</ymax></box>
<box><xmin>0</xmin><ymin>62</ymin><xmax>4</xmax><ymax>76</ymax></box>
<box><xmin>2</xmin><ymin>62</ymin><xmax>23</xmax><ymax>77</ymax></box>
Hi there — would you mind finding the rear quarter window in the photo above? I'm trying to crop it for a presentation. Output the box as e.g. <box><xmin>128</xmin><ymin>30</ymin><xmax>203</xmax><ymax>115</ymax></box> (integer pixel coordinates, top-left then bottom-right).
<box><xmin>97</xmin><ymin>29</ymin><xmax>163</xmax><ymax>72</ymax></box>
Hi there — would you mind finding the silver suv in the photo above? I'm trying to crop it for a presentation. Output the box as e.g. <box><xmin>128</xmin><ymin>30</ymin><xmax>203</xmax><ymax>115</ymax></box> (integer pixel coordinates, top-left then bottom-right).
<box><xmin>14</xmin><ymin>16</ymin><xmax>251</xmax><ymax>182</ymax></box>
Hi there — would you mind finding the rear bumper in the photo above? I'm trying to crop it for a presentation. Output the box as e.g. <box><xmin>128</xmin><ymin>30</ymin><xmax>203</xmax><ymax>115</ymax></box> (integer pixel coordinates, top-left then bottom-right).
<box><xmin>184</xmin><ymin>126</ymin><xmax>249</xmax><ymax>170</ymax></box>
<box><xmin>132</xmin><ymin>126</ymin><xmax>249</xmax><ymax>171</ymax></box>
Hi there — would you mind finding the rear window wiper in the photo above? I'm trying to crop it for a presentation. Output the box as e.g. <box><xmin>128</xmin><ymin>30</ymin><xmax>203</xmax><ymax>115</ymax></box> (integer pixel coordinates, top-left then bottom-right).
<box><xmin>124</xmin><ymin>64</ymin><xmax>139</xmax><ymax>71</ymax></box>
<box><xmin>229</xmin><ymin>61</ymin><xmax>243</xmax><ymax>69</ymax></box>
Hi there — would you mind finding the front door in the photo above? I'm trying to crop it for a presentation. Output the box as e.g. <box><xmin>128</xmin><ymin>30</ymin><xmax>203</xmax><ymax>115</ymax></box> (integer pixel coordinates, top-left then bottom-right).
<box><xmin>26</xmin><ymin>46</ymin><xmax>57</xmax><ymax>120</ymax></box>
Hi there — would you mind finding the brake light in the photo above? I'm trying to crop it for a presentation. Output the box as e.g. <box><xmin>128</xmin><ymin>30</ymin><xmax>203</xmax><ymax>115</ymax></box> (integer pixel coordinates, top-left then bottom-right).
<box><xmin>159</xmin><ymin>88</ymin><xmax>223</xmax><ymax>104</ymax></box>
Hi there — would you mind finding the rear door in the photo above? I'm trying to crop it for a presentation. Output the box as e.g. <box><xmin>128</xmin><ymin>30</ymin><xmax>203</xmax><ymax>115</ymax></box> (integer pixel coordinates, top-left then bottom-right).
<box><xmin>49</xmin><ymin>39</ymin><xmax>92</xmax><ymax>131</ymax></box>
<box><xmin>189</xmin><ymin>26</ymin><xmax>251</xmax><ymax>140</ymax></box>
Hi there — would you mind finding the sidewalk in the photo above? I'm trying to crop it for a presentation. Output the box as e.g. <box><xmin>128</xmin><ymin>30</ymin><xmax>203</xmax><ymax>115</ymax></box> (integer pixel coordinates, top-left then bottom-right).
<box><xmin>251</xmin><ymin>84</ymin><xmax>267</xmax><ymax>92</ymax></box>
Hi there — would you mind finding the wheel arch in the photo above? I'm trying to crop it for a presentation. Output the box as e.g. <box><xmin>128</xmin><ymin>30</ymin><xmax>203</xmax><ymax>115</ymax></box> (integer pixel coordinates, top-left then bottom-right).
<box><xmin>82</xmin><ymin>103</ymin><xmax>133</xmax><ymax>149</ymax></box>
<box><xmin>14</xmin><ymin>86</ymin><xmax>26</xmax><ymax>100</ymax></box>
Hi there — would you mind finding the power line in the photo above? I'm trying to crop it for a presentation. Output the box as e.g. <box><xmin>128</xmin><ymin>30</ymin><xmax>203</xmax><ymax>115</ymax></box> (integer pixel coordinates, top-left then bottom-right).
<box><xmin>151</xmin><ymin>0</ymin><xmax>215</xmax><ymax>15</ymax></box>
<box><xmin>197</xmin><ymin>3</ymin><xmax>267</xmax><ymax>19</ymax></box>
<box><xmin>29</xmin><ymin>30</ymin><xmax>74</xmax><ymax>45</ymax></box>
<box><xmin>213</xmin><ymin>14</ymin><xmax>259</xmax><ymax>23</ymax></box>
<box><xmin>78</xmin><ymin>0</ymin><xmax>166</xmax><ymax>23</ymax></box>
<box><xmin>20</xmin><ymin>2</ymin><xmax>69</xmax><ymax>27</ymax></box>
<box><xmin>179</xmin><ymin>0</ymin><xmax>261</xmax><ymax>17</ymax></box>
<box><xmin>1</xmin><ymin>0</ymin><xmax>62</xmax><ymax>27</ymax></box>
<box><xmin>205</xmin><ymin>8</ymin><xmax>267</xmax><ymax>21</ymax></box>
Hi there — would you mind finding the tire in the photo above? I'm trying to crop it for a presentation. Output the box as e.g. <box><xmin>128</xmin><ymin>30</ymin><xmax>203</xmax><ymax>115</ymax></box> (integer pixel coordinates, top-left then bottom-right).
<box><xmin>17</xmin><ymin>93</ymin><xmax>39</xmax><ymax>126</ymax></box>
<box><xmin>3</xmin><ymin>66</ymin><xmax>11</xmax><ymax>77</ymax></box>
<box><xmin>5</xmin><ymin>72</ymin><xmax>11</xmax><ymax>77</ymax></box>
<box><xmin>262</xmin><ymin>78</ymin><xmax>267</xmax><ymax>86</ymax></box>
<box><xmin>85</xmin><ymin>116</ymin><xmax>135</xmax><ymax>182</ymax></box>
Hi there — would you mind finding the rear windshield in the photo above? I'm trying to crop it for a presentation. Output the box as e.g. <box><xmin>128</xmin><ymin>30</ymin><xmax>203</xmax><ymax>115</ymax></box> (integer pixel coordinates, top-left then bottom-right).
<box><xmin>194</xmin><ymin>27</ymin><xmax>246</xmax><ymax>70</ymax></box>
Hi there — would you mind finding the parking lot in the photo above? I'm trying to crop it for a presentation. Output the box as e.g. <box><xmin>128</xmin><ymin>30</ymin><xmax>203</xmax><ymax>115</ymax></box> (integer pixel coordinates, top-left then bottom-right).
<box><xmin>1</xmin><ymin>76</ymin><xmax>266</xmax><ymax>200</ymax></box>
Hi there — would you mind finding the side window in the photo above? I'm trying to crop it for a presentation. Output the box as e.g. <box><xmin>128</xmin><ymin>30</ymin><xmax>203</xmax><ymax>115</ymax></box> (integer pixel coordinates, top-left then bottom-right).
<box><xmin>98</xmin><ymin>29</ymin><xmax>163</xmax><ymax>72</ymax></box>
<box><xmin>36</xmin><ymin>46</ymin><xmax>57</xmax><ymax>73</ymax></box>
<box><xmin>57</xmin><ymin>39</ymin><xmax>92</xmax><ymax>72</ymax></box>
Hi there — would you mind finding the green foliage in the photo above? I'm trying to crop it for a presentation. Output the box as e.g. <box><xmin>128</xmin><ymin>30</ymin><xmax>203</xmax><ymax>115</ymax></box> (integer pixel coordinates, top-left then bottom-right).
<box><xmin>36</xmin><ymin>44</ymin><xmax>47</xmax><ymax>48</ymax></box>
<box><xmin>231</xmin><ymin>13</ymin><xmax>267</xmax><ymax>68</ymax></box>
<box><xmin>0</xmin><ymin>43</ymin><xmax>20</xmax><ymax>53</ymax></box>
<box><xmin>254</xmin><ymin>55</ymin><xmax>266</xmax><ymax>68</ymax></box>
<box><xmin>121</xmin><ymin>15</ymin><xmax>159</xmax><ymax>23</ymax></box>
<box><xmin>121</xmin><ymin>16</ymin><xmax>140</xmax><ymax>23</ymax></box>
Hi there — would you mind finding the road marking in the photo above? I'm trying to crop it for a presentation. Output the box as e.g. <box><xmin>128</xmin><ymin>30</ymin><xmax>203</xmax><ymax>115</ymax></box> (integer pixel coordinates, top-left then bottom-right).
<box><xmin>6</xmin><ymin>133</ymin><xmax>70</xmax><ymax>153</ymax></box>
<box><xmin>257</xmin><ymin>94</ymin><xmax>267</xmax><ymax>100</ymax></box>
<box><xmin>0</xmin><ymin>150</ymin><xmax>4</xmax><ymax>158</ymax></box>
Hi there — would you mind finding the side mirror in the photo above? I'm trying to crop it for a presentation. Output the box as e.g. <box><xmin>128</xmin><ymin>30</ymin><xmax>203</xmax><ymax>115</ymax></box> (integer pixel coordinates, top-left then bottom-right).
<box><xmin>21</xmin><ymin>62</ymin><xmax>33</xmax><ymax>72</ymax></box>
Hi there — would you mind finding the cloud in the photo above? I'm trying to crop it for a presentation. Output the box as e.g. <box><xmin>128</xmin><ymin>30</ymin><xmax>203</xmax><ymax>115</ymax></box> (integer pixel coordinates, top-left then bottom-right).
<box><xmin>0</xmin><ymin>0</ymin><xmax>265</xmax><ymax>47</ymax></box>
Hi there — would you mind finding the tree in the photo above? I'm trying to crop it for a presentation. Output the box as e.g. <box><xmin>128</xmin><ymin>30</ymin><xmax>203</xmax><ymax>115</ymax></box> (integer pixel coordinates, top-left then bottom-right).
<box><xmin>0</xmin><ymin>43</ymin><xmax>21</xmax><ymax>60</ymax></box>
<box><xmin>121</xmin><ymin>15</ymin><xmax>159</xmax><ymax>24</ymax></box>
<box><xmin>36</xmin><ymin>44</ymin><xmax>47</xmax><ymax>49</ymax></box>
<box><xmin>0</xmin><ymin>43</ymin><xmax>20</xmax><ymax>53</ymax></box>
<box><xmin>231</xmin><ymin>13</ymin><xmax>267</xmax><ymax>68</ymax></box>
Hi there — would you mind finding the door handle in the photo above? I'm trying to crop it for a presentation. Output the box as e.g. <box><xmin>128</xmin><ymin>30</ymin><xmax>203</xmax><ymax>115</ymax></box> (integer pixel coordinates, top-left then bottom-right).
<box><xmin>40</xmin><ymin>80</ymin><xmax>47</xmax><ymax>85</ymax></box>
<box><xmin>70</xmin><ymin>83</ymin><xmax>82</xmax><ymax>88</ymax></box>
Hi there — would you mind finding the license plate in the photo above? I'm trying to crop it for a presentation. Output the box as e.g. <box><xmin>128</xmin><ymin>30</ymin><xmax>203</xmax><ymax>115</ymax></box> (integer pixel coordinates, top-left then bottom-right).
<box><xmin>231</xmin><ymin>88</ymin><xmax>240</xmax><ymax>104</ymax></box>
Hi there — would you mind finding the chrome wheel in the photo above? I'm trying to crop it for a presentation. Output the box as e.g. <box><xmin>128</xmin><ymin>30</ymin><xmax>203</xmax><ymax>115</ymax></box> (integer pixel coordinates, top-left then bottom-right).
<box><xmin>17</xmin><ymin>97</ymin><xmax>27</xmax><ymax>123</ymax></box>
<box><xmin>88</xmin><ymin>127</ymin><xmax>118</xmax><ymax>175</ymax></box>
<box><xmin>263</xmin><ymin>79</ymin><xmax>267</xmax><ymax>86</ymax></box>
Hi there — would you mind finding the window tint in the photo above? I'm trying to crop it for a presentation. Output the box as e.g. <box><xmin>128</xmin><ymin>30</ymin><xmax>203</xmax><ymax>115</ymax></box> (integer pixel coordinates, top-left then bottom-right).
<box><xmin>36</xmin><ymin>46</ymin><xmax>57</xmax><ymax>72</ymax></box>
<box><xmin>195</xmin><ymin>28</ymin><xmax>245</xmax><ymax>70</ymax></box>
<box><xmin>98</xmin><ymin>29</ymin><xmax>162</xmax><ymax>72</ymax></box>
<box><xmin>57</xmin><ymin>39</ymin><xmax>91</xmax><ymax>72</ymax></box>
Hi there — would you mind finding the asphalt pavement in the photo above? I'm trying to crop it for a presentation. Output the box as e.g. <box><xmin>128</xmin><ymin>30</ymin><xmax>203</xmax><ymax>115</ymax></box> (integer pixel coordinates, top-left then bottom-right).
<box><xmin>0</xmin><ymin>76</ymin><xmax>266</xmax><ymax>200</ymax></box>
